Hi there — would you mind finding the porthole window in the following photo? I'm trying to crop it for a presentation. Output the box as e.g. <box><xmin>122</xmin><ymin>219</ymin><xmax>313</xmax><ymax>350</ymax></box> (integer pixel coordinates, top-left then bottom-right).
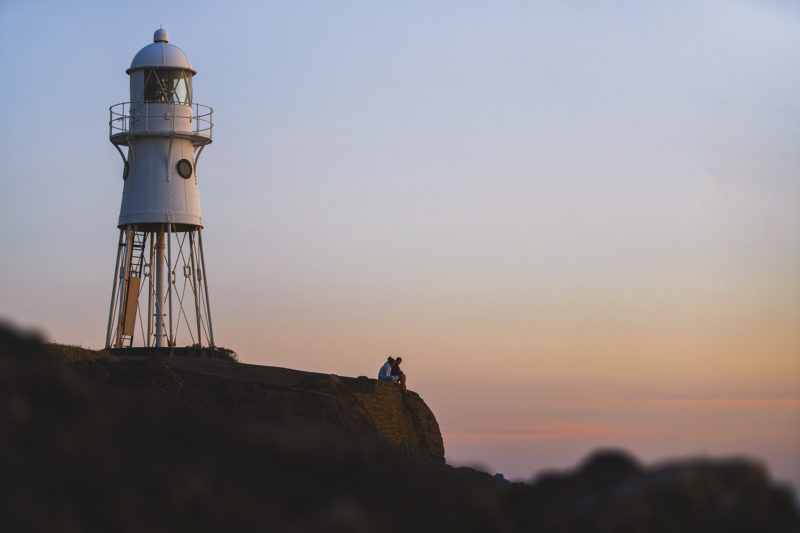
<box><xmin>176</xmin><ymin>159</ymin><xmax>193</xmax><ymax>179</ymax></box>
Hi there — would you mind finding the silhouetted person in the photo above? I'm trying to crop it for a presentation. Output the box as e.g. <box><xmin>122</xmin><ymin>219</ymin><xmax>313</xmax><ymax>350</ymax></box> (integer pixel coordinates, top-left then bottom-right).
<box><xmin>391</xmin><ymin>357</ymin><xmax>407</xmax><ymax>391</ymax></box>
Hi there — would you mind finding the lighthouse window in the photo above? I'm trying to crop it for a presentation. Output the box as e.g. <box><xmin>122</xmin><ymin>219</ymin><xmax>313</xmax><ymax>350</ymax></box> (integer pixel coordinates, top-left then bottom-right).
<box><xmin>176</xmin><ymin>159</ymin><xmax>193</xmax><ymax>178</ymax></box>
<box><xmin>143</xmin><ymin>68</ymin><xmax>193</xmax><ymax>105</ymax></box>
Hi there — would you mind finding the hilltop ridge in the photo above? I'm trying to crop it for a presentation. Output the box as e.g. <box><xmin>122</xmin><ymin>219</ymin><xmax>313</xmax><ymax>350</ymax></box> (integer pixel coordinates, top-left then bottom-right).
<box><xmin>60</xmin><ymin>346</ymin><xmax>445</xmax><ymax>462</ymax></box>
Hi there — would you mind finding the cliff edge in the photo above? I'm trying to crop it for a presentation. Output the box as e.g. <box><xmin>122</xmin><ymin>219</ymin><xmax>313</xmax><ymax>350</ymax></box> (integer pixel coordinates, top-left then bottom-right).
<box><xmin>66</xmin><ymin>353</ymin><xmax>445</xmax><ymax>462</ymax></box>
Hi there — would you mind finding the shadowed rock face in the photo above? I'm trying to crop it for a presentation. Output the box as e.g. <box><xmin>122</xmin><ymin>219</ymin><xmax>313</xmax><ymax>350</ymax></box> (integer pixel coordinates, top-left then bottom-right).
<box><xmin>343</xmin><ymin>377</ymin><xmax>445</xmax><ymax>463</ymax></box>
<box><xmin>66</xmin><ymin>354</ymin><xmax>445</xmax><ymax>462</ymax></box>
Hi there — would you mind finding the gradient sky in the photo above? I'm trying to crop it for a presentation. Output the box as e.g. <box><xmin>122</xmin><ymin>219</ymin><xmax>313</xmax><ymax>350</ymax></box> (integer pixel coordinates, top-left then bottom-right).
<box><xmin>1</xmin><ymin>0</ymin><xmax>798</xmax><ymax>490</ymax></box>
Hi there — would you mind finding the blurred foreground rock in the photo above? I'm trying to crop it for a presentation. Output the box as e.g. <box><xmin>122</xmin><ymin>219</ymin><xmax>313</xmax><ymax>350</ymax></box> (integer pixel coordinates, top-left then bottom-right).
<box><xmin>509</xmin><ymin>450</ymin><xmax>800</xmax><ymax>533</ymax></box>
<box><xmin>1</xmin><ymin>325</ymin><xmax>798</xmax><ymax>532</ymax></box>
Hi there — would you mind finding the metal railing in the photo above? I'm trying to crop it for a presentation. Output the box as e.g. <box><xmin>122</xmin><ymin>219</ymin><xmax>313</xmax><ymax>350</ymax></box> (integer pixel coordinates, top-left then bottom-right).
<box><xmin>109</xmin><ymin>102</ymin><xmax>213</xmax><ymax>140</ymax></box>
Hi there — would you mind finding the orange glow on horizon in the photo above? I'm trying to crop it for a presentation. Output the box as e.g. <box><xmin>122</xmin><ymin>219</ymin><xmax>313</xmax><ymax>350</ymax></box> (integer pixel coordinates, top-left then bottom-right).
<box><xmin>443</xmin><ymin>419</ymin><xmax>660</xmax><ymax>444</ymax></box>
<box><xmin>596</xmin><ymin>397</ymin><xmax>800</xmax><ymax>408</ymax></box>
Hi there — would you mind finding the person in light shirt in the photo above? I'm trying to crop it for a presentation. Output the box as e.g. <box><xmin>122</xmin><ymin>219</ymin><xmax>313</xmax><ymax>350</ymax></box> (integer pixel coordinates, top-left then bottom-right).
<box><xmin>378</xmin><ymin>356</ymin><xmax>399</xmax><ymax>383</ymax></box>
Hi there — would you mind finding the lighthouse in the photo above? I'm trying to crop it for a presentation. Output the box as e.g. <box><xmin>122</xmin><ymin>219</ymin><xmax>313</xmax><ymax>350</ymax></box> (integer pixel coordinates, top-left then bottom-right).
<box><xmin>105</xmin><ymin>28</ymin><xmax>215</xmax><ymax>351</ymax></box>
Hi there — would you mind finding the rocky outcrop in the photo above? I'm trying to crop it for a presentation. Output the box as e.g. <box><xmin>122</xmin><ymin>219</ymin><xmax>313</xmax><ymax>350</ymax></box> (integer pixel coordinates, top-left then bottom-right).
<box><xmin>344</xmin><ymin>377</ymin><xmax>444</xmax><ymax>463</ymax></box>
<box><xmin>66</xmin><ymin>352</ymin><xmax>444</xmax><ymax>462</ymax></box>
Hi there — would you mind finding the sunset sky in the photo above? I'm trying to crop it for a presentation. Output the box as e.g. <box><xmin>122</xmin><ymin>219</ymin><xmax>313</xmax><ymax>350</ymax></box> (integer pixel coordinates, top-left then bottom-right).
<box><xmin>1</xmin><ymin>1</ymin><xmax>798</xmax><ymax>490</ymax></box>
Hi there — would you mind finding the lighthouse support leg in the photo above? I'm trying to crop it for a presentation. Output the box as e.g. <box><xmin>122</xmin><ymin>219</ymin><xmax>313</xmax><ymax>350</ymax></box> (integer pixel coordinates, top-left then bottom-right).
<box><xmin>105</xmin><ymin>228</ymin><xmax>125</xmax><ymax>349</ymax></box>
<box><xmin>146</xmin><ymin>231</ymin><xmax>155</xmax><ymax>347</ymax></box>
<box><xmin>116</xmin><ymin>227</ymin><xmax>134</xmax><ymax>347</ymax></box>
<box><xmin>167</xmin><ymin>224</ymin><xmax>174</xmax><ymax>349</ymax></box>
<box><xmin>155</xmin><ymin>228</ymin><xmax>165</xmax><ymax>348</ymax></box>
<box><xmin>189</xmin><ymin>231</ymin><xmax>203</xmax><ymax>348</ymax></box>
<box><xmin>198</xmin><ymin>229</ymin><xmax>215</xmax><ymax>348</ymax></box>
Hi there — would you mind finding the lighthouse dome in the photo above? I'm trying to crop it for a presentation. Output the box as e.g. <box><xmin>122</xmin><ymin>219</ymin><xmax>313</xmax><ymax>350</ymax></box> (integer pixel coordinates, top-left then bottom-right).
<box><xmin>127</xmin><ymin>29</ymin><xmax>196</xmax><ymax>74</ymax></box>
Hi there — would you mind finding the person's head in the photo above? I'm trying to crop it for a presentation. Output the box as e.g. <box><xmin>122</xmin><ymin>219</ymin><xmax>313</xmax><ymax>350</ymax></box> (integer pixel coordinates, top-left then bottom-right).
<box><xmin>394</xmin><ymin>357</ymin><xmax>402</xmax><ymax>365</ymax></box>
<box><xmin>387</xmin><ymin>356</ymin><xmax>395</xmax><ymax>364</ymax></box>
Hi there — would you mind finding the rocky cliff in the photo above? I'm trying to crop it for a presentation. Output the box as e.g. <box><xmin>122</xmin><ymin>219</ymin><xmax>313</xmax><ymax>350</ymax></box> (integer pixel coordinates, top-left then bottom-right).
<box><xmin>66</xmin><ymin>353</ymin><xmax>445</xmax><ymax>462</ymax></box>
<box><xmin>344</xmin><ymin>377</ymin><xmax>444</xmax><ymax>462</ymax></box>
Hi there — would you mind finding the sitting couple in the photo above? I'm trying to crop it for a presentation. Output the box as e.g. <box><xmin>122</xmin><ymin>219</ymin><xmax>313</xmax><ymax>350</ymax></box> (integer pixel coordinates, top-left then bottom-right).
<box><xmin>378</xmin><ymin>356</ymin><xmax>407</xmax><ymax>391</ymax></box>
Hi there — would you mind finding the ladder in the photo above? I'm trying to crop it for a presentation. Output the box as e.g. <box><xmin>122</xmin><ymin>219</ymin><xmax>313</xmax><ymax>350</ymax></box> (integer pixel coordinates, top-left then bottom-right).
<box><xmin>119</xmin><ymin>231</ymin><xmax>149</xmax><ymax>347</ymax></box>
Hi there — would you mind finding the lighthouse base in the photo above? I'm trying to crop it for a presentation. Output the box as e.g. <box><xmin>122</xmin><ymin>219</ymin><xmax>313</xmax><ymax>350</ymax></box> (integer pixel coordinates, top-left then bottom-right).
<box><xmin>105</xmin><ymin>224</ymin><xmax>215</xmax><ymax>350</ymax></box>
<box><xmin>109</xmin><ymin>346</ymin><xmax>232</xmax><ymax>359</ymax></box>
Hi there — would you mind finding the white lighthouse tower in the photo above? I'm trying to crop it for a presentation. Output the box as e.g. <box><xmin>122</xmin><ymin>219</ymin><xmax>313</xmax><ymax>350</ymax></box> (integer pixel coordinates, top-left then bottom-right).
<box><xmin>105</xmin><ymin>28</ymin><xmax>215</xmax><ymax>352</ymax></box>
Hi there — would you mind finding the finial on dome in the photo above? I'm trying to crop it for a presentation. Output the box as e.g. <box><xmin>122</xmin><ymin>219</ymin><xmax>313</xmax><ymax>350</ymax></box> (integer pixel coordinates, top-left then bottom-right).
<box><xmin>154</xmin><ymin>28</ymin><xmax>169</xmax><ymax>43</ymax></box>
